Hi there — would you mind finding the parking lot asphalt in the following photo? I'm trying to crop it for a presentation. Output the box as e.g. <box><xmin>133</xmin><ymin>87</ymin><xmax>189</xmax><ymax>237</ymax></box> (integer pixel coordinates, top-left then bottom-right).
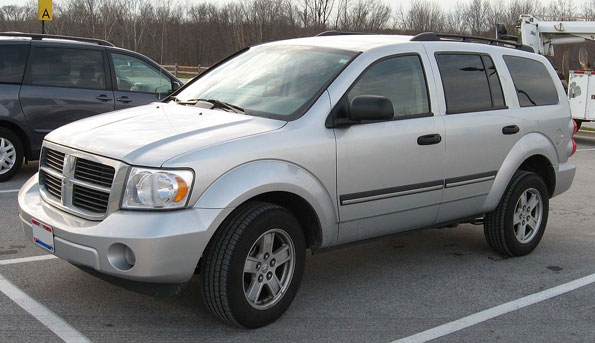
<box><xmin>1</xmin><ymin>132</ymin><xmax>594</xmax><ymax>343</ymax></box>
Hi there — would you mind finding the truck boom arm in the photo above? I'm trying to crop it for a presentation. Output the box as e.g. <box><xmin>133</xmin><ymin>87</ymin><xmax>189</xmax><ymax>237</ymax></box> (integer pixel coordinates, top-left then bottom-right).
<box><xmin>520</xmin><ymin>14</ymin><xmax>595</xmax><ymax>56</ymax></box>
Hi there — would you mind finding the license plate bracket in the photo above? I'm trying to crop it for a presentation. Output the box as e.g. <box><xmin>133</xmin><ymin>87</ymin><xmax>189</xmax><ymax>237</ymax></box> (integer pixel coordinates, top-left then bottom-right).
<box><xmin>32</xmin><ymin>219</ymin><xmax>55</xmax><ymax>253</ymax></box>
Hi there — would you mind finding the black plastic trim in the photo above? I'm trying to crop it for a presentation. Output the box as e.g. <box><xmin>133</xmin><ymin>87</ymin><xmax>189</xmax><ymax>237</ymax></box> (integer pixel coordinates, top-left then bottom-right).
<box><xmin>340</xmin><ymin>180</ymin><xmax>444</xmax><ymax>205</ymax></box>
<box><xmin>445</xmin><ymin>171</ymin><xmax>497</xmax><ymax>187</ymax></box>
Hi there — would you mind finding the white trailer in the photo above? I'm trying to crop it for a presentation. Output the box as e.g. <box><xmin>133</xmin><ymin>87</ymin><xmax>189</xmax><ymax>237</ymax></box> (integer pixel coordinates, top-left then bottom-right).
<box><xmin>518</xmin><ymin>15</ymin><xmax>595</xmax><ymax>127</ymax></box>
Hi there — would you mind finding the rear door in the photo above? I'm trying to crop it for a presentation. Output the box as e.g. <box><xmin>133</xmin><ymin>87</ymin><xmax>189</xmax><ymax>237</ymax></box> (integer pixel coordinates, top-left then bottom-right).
<box><xmin>20</xmin><ymin>43</ymin><xmax>114</xmax><ymax>148</ymax></box>
<box><xmin>426</xmin><ymin>48</ymin><xmax>521</xmax><ymax>223</ymax></box>
<box><xmin>108</xmin><ymin>52</ymin><xmax>174</xmax><ymax>109</ymax></box>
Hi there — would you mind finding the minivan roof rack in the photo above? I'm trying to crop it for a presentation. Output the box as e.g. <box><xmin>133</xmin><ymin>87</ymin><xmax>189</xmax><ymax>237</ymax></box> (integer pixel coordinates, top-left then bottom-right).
<box><xmin>410</xmin><ymin>32</ymin><xmax>534</xmax><ymax>53</ymax></box>
<box><xmin>0</xmin><ymin>32</ymin><xmax>115</xmax><ymax>47</ymax></box>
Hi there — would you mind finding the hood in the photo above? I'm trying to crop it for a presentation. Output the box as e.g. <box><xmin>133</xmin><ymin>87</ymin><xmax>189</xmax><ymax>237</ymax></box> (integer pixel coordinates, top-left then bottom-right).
<box><xmin>45</xmin><ymin>102</ymin><xmax>286</xmax><ymax>166</ymax></box>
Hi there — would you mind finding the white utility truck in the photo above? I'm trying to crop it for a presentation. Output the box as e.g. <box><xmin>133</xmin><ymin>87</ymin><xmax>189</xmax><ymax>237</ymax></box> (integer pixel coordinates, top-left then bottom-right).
<box><xmin>515</xmin><ymin>14</ymin><xmax>595</xmax><ymax>129</ymax></box>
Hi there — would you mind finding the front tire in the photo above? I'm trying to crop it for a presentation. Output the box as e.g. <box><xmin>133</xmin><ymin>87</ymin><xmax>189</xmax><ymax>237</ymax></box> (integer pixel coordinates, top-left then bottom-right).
<box><xmin>200</xmin><ymin>201</ymin><xmax>305</xmax><ymax>328</ymax></box>
<box><xmin>484</xmin><ymin>171</ymin><xmax>549</xmax><ymax>256</ymax></box>
<box><xmin>0</xmin><ymin>128</ymin><xmax>24</xmax><ymax>182</ymax></box>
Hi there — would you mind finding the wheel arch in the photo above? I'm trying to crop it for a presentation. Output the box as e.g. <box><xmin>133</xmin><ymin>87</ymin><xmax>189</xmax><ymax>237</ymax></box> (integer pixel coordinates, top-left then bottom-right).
<box><xmin>194</xmin><ymin>160</ymin><xmax>339</xmax><ymax>250</ymax></box>
<box><xmin>484</xmin><ymin>133</ymin><xmax>558</xmax><ymax>211</ymax></box>
<box><xmin>0</xmin><ymin>119</ymin><xmax>32</xmax><ymax>160</ymax></box>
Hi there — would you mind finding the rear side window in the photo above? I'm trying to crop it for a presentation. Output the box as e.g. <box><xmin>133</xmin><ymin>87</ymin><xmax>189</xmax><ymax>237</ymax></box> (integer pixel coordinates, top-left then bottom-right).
<box><xmin>29</xmin><ymin>47</ymin><xmax>106</xmax><ymax>90</ymax></box>
<box><xmin>348</xmin><ymin>55</ymin><xmax>430</xmax><ymax>118</ymax></box>
<box><xmin>0</xmin><ymin>45</ymin><xmax>29</xmax><ymax>84</ymax></box>
<box><xmin>436</xmin><ymin>54</ymin><xmax>505</xmax><ymax>114</ymax></box>
<box><xmin>503</xmin><ymin>55</ymin><xmax>558</xmax><ymax>107</ymax></box>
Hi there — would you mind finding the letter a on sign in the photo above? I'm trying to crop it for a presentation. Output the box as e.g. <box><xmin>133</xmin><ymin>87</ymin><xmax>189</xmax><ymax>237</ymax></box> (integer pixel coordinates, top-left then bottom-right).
<box><xmin>38</xmin><ymin>0</ymin><xmax>53</xmax><ymax>21</ymax></box>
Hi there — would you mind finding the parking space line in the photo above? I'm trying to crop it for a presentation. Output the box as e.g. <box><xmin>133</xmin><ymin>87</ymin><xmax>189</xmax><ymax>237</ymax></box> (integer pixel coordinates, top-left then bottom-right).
<box><xmin>577</xmin><ymin>148</ymin><xmax>595</xmax><ymax>151</ymax></box>
<box><xmin>0</xmin><ymin>272</ymin><xmax>91</xmax><ymax>343</ymax></box>
<box><xmin>0</xmin><ymin>189</ymin><xmax>20</xmax><ymax>194</ymax></box>
<box><xmin>392</xmin><ymin>272</ymin><xmax>595</xmax><ymax>343</ymax></box>
<box><xmin>0</xmin><ymin>255</ymin><xmax>58</xmax><ymax>266</ymax></box>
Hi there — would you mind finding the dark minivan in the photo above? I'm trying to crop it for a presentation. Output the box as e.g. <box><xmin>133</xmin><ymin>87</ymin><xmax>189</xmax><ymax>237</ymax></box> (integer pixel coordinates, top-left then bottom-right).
<box><xmin>0</xmin><ymin>33</ymin><xmax>182</xmax><ymax>181</ymax></box>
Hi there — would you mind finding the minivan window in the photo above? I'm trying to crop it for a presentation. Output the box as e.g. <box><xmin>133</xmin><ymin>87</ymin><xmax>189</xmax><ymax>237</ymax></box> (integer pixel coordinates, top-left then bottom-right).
<box><xmin>348</xmin><ymin>55</ymin><xmax>430</xmax><ymax>118</ymax></box>
<box><xmin>0</xmin><ymin>45</ymin><xmax>29</xmax><ymax>84</ymax></box>
<box><xmin>436</xmin><ymin>54</ymin><xmax>495</xmax><ymax>114</ymax></box>
<box><xmin>111</xmin><ymin>53</ymin><xmax>172</xmax><ymax>94</ymax></box>
<box><xmin>29</xmin><ymin>48</ymin><xmax>106</xmax><ymax>90</ymax></box>
<box><xmin>174</xmin><ymin>45</ymin><xmax>358</xmax><ymax>119</ymax></box>
<box><xmin>503</xmin><ymin>55</ymin><xmax>558</xmax><ymax>107</ymax></box>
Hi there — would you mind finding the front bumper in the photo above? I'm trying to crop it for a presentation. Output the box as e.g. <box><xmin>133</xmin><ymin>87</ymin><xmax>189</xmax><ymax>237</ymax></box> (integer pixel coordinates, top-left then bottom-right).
<box><xmin>18</xmin><ymin>174</ymin><xmax>231</xmax><ymax>283</ymax></box>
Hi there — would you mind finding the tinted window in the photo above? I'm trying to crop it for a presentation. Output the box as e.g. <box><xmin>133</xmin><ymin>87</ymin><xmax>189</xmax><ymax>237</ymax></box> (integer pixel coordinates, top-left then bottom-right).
<box><xmin>482</xmin><ymin>55</ymin><xmax>505</xmax><ymax>107</ymax></box>
<box><xmin>348</xmin><ymin>55</ymin><xmax>430</xmax><ymax>117</ymax></box>
<box><xmin>112</xmin><ymin>53</ymin><xmax>172</xmax><ymax>94</ymax></box>
<box><xmin>0</xmin><ymin>45</ymin><xmax>29</xmax><ymax>83</ymax></box>
<box><xmin>30</xmin><ymin>48</ymin><xmax>106</xmax><ymax>89</ymax></box>
<box><xmin>436</xmin><ymin>54</ymin><xmax>493</xmax><ymax>113</ymax></box>
<box><xmin>503</xmin><ymin>55</ymin><xmax>558</xmax><ymax>107</ymax></box>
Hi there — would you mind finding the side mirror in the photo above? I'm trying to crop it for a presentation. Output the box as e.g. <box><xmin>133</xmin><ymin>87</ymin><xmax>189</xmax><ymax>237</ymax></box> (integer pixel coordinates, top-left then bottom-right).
<box><xmin>349</xmin><ymin>95</ymin><xmax>394</xmax><ymax>121</ymax></box>
<box><xmin>173</xmin><ymin>81</ymin><xmax>183</xmax><ymax>91</ymax></box>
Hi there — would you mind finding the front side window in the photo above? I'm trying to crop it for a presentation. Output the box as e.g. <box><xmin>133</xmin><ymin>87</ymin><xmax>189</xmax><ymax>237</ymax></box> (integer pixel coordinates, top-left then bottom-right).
<box><xmin>0</xmin><ymin>45</ymin><xmax>29</xmax><ymax>83</ymax></box>
<box><xmin>111</xmin><ymin>53</ymin><xmax>172</xmax><ymax>94</ymax></box>
<box><xmin>436</xmin><ymin>53</ymin><xmax>505</xmax><ymax>114</ymax></box>
<box><xmin>347</xmin><ymin>55</ymin><xmax>430</xmax><ymax>118</ymax></box>
<box><xmin>29</xmin><ymin>47</ymin><xmax>106</xmax><ymax>90</ymax></box>
<box><xmin>174</xmin><ymin>45</ymin><xmax>358</xmax><ymax>119</ymax></box>
<box><xmin>503</xmin><ymin>55</ymin><xmax>558</xmax><ymax>107</ymax></box>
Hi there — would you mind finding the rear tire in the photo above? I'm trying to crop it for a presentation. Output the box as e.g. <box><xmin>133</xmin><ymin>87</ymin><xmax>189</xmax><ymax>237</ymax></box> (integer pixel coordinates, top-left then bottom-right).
<box><xmin>0</xmin><ymin>128</ymin><xmax>23</xmax><ymax>182</ymax></box>
<box><xmin>200</xmin><ymin>201</ymin><xmax>305</xmax><ymax>328</ymax></box>
<box><xmin>484</xmin><ymin>171</ymin><xmax>549</xmax><ymax>256</ymax></box>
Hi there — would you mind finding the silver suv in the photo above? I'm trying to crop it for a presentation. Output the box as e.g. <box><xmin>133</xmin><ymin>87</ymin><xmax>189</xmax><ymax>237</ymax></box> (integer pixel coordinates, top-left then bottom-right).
<box><xmin>18</xmin><ymin>33</ymin><xmax>577</xmax><ymax>328</ymax></box>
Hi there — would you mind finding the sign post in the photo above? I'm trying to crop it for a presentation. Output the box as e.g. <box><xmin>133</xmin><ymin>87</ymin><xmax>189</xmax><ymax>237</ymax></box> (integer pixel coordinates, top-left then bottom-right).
<box><xmin>38</xmin><ymin>0</ymin><xmax>53</xmax><ymax>34</ymax></box>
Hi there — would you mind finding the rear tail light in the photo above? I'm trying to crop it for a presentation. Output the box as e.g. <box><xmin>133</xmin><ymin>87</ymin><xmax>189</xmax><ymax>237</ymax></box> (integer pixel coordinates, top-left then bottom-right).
<box><xmin>573</xmin><ymin>120</ymin><xmax>578</xmax><ymax>135</ymax></box>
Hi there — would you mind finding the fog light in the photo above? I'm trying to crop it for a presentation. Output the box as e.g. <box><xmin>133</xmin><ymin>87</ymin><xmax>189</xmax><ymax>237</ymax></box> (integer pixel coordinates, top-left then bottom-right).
<box><xmin>107</xmin><ymin>243</ymin><xmax>135</xmax><ymax>271</ymax></box>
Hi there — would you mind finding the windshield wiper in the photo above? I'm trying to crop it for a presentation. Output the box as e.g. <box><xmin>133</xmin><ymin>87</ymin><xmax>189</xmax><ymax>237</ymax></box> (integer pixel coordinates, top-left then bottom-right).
<box><xmin>172</xmin><ymin>97</ymin><xmax>244</xmax><ymax>113</ymax></box>
<box><xmin>195</xmin><ymin>98</ymin><xmax>245</xmax><ymax>114</ymax></box>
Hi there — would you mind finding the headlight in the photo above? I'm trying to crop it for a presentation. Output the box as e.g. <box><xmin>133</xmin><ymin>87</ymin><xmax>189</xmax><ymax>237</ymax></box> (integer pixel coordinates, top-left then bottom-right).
<box><xmin>122</xmin><ymin>167</ymin><xmax>194</xmax><ymax>209</ymax></box>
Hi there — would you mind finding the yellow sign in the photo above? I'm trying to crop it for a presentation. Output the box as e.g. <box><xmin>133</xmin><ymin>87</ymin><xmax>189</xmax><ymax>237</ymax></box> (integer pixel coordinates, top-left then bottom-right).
<box><xmin>38</xmin><ymin>0</ymin><xmax>53</xmax><ymax>21</ymax></box>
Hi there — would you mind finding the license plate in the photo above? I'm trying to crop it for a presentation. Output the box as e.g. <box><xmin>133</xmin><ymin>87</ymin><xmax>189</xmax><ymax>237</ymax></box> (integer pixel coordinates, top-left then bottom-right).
<box><xmin>32</xmin><ymin>219</ymin><xmax>54</xmax><ymax>253</ymax></box>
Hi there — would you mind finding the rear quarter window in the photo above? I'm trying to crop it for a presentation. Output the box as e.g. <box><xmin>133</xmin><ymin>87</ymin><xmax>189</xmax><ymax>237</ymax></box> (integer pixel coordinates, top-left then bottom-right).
<box><xmin>0</xmin><ymin>45</ymin><xmax>29</xmax><ymax>84</ymax></box>
<box><xmin>503</xmin><ymin>55</ymin><xmax>558</xmax><ymax>107</ymax></box>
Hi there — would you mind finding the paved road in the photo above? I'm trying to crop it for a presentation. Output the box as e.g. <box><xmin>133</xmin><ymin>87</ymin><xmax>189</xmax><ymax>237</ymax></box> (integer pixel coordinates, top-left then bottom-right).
<box><xmin>1</xmin><ymin>132</ymin><xmax>594</xmax><ymax>343</ymax></box>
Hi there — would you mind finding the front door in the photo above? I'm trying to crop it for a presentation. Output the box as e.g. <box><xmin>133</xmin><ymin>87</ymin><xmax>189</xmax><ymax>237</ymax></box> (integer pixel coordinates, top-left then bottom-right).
<box><xmin>109</xmin><ymin>52</ymin><xmax>173</xmax><ymax>109</ymax></box>
<box><xmin>335</xmin><ymin>54</ymin><xmax>445</xmax><ymax>244</ymax></box>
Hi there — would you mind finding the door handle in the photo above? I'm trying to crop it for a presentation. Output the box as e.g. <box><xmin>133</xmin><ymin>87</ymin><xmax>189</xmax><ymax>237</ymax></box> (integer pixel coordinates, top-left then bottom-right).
<box><xmin>417</xmin><ymin>133</ymin><xmax>442</xmax><ymax>146</ymax></box>
<box><xmin>502</xmin><ymin>125</ymin><xmax>520</xmax><ymax>135</ymax></box>
<box><xmin>96</xmin><ymin>94</ymin><xmax>112</xmax><ymax>102</ymax></box>
<box><xmin>116</xmin><ymin>96</ymin><xmax>132</xmax><ymax>104</ymax></box>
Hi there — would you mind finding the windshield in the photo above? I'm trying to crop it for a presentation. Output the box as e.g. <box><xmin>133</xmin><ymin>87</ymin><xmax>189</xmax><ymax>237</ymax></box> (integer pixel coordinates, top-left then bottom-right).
<box><xmin>173</xmin><ymin>45</ymin><xmax>358</xmax><ymax>120</ymax></box>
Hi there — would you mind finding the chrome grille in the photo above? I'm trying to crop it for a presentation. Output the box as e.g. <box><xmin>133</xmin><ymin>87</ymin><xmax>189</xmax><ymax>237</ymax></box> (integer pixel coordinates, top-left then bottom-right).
<box><xmin>39</xmin><ymin>169</ymin><xmax>62</xmax><ymax>199</ymax></box>
<box><xmin>72</xmin><ymin>184</ymin><xmax>110</xmax><ymax>213</ymax></box>
<box><xmin>42</xmin><ymin>148</ymin><xmax>65</xmax><ymax>173</ymax></box>
<box><xmin>38</xmin><ymin>142</ymin><xmax>127</xmax><ymax>221</ymax></box>
<box><xmin>74</xmin><ymin>158</ymin><xmax>115</xmax><ymax>188</ymax></box>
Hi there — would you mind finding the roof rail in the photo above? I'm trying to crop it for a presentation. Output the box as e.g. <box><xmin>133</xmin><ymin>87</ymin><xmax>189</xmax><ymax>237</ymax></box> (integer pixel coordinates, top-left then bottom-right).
<box><xmin>0</xmin><ymin>32</ymin><xmax>114</xmax><ymax>47</ymax></box>
<box><xmin>410</xmin><ymin>32</ymin><xmax>534</xmax><ymax>53</ymax></box>
<box><xmin>316</xmin><ymin>31</ymin><xmax>370</xmax><ymax>37</ymax></box>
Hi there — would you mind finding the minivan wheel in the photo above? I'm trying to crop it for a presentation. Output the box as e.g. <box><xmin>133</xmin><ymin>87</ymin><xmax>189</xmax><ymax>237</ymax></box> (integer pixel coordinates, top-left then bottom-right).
<box><xmin>0</xmin><ymin>128</ymin><xmax>23</xmax><ymax>182</ymax></box>
<box><xmin>484</xmin><ymin>171</ymin><xmax>549</xmax><ymax>257</ymax></box>
<box><xmin>200</xmin><ymin>201</ymin><xmax>305</xmax><ymax>328</ymax></box>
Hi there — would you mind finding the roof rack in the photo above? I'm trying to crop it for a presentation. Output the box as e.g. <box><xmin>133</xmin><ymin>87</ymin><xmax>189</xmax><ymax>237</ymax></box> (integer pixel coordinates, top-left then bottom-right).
<box><xmin>316</xmin><ymin>31</ymin><xmax>370</xmax><ymax>37</ymax></box>
<box><xmin>0</xmin><ymin>32</ymin><xmax>114</xmax><ymax>47</ymax></box>
<box><xmin>410</xmin><ymin>32</ymin><xmax>534</xmax><ymax>53</ymax></box>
